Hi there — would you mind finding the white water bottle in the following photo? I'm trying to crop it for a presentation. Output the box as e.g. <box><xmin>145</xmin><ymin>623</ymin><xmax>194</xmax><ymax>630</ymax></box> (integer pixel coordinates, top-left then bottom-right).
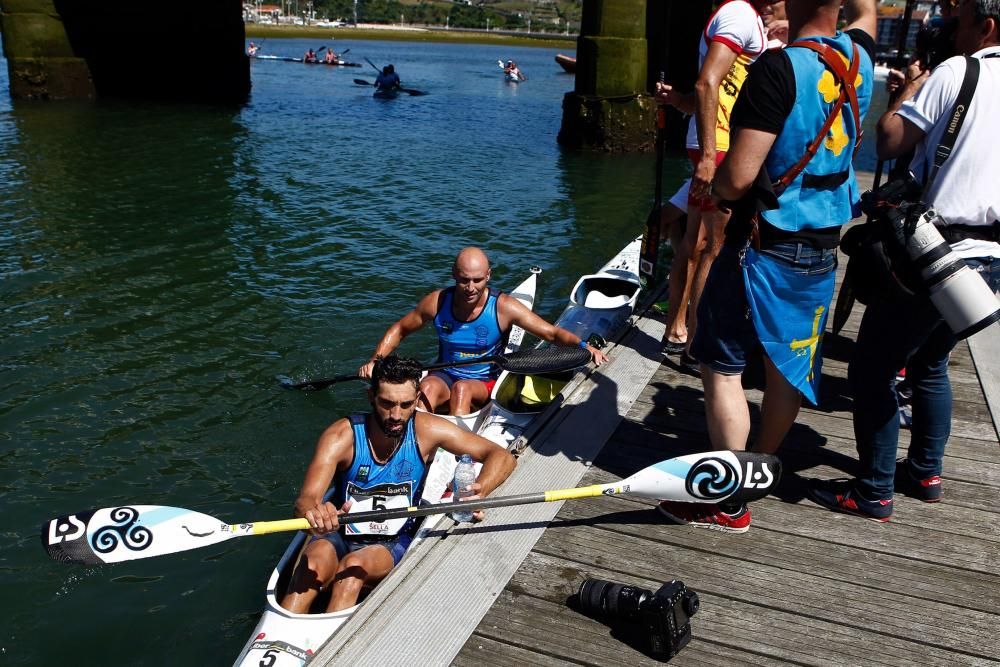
<box><xmin>451</xmin><ymin>454</ymin><xmax>477</xmax><ymax>522</ymax></box>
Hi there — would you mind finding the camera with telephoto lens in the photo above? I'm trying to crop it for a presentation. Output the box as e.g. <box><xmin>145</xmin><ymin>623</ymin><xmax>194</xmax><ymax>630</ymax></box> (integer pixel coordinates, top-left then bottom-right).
<box><xmin>577</xmin><ymin>578</ymin><xmax>699</xmax><ymax>661</ymax></box>
<box><xmin>915</xmin><ymin>16</ymin><xmax>958</xmax><ymax>70</ymax></box>
<box><xmin>856</xmin><ymin>177</ymin><xmax>1000</xmax><ymax>339</ymax></box>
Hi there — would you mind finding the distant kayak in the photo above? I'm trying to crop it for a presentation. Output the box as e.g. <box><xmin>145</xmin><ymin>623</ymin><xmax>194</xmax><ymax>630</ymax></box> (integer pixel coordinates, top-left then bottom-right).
<box><xmin>555</xmin><ymin>53</ymin><xmax>576</xmax><ymax>73</ymax></box>
<box><xmin>252</xmin><ymin>55</ymin><xmax>361</xmax><ymax>67</ymax></box>
<box><xmin>505</xmin><ymin>72</ymin><xmax>522</xmax><ymax>84</ymax></box>
<box><xmin>373</xmin><ymin>88</ymin><xmax>400</xmax><ymax>99</ymax></box>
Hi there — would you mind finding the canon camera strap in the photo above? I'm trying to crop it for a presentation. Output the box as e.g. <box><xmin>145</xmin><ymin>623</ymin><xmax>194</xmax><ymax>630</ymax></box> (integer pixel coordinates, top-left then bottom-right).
<box><xmin>922</xmin><ymin>56</ymin><xmax>980</xmax><ymax>198</ymax></box>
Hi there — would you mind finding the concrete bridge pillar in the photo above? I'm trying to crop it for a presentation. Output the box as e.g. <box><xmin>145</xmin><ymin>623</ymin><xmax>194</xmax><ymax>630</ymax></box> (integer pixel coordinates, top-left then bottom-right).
<box><xmin>558</xmin><ymin>0</ymin><xmax>654</xmax><ymax>151</ymax></box>
<box><xmin>0</xmin><ymin>0</ymin><xmax>94</xmax><ymax>98</ymax></box>
<box><xmin>0</xmin><ymin>0</ymin><xmax>249</xmax><ymax>103</ymax></box>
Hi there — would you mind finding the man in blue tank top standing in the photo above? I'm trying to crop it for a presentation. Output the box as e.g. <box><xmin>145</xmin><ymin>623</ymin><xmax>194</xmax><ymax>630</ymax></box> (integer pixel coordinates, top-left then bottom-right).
<box><xmin>658</xmin><ymin>0</ymin><xmax>877</xmax><ymax>533</ymax></box>
<box><xmin>280</xmin><ymin>356</ymin><xmax>515</xmax><ymax>614</ymax></box>
<box><xmin>359</xmin><ymin>247</ymin><xmax>608</xmax><ymax>415</ymax></box>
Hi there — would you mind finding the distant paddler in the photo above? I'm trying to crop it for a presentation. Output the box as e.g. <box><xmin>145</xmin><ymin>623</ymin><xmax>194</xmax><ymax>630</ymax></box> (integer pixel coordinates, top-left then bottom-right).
<box><xmin>324</xmin><ymin>49</ymin><xmax>339</xmax><ymax>65</ymax></box>
<box><xmin>374</xmin><ymin>64</ymin><xmax>401</xmax><ymax>92</ymax></box>
<box><xmin>280</xmin><ymin>355</ymin><xmax>516</xmax><ymax>614</ymax></box>
<box><xmin>499</xmin><ymin>59</ymin><xmax>527</xmax><ymax>81</ymax></box>
<box><xmin>359</xmin><ymin>247</ymin><xmax>609</xmax><ymax>416</ymax></box>
<box><xmin>247</xmin><ymin>41</ymin><xmax>260</xmax><ymax>57</ymax></box>
<box><xmin>304</xmin><ymin>48</ymin><xmax>319</xmax><ymax>64</ymax></box>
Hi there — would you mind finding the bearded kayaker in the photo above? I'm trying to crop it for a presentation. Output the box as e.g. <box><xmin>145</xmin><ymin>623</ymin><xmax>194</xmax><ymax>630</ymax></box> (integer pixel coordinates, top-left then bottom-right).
<box><xmin>280</xmin><ymin>355</ymin><xmax>516</xmax><ymax>615</ymax></box>
<box><xmin>359</xmin><ymin>247</ymin><xmax>609</xmax><ymax>415</ymax></box>
<box><xmin>374</xmin><ymin>64</ymin><xmax>401</xmax><ymax>91</ymax></box>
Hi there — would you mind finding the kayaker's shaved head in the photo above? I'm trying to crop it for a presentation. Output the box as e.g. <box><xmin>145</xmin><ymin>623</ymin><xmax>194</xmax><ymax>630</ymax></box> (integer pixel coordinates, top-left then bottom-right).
<box><xmin>454</xmin><ymin>247</ymin><xmax>490</xmax><ymax>275</ymax></box>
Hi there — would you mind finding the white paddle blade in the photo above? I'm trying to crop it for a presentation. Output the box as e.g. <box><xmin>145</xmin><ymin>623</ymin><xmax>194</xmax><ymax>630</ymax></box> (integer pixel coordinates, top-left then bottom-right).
<box><xmin>42</xmin><ymin>505</ymin><xmax>245</xmax><ymax>565</ymax></box>
<box><xmin>608</xmin><ymin>451</ymin><xmax>781</xmax><ymax>503</ymax></box>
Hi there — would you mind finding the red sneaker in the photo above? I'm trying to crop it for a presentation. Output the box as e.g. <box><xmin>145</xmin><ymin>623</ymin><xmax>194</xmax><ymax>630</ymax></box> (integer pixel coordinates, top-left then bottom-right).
<box><xmin>657</xmin><ymin>501</ymin><xmax>751</xmax><ymax>533</ymax></box>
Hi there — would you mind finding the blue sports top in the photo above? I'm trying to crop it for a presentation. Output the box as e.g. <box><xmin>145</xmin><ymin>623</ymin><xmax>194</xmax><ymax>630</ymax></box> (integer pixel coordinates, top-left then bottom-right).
<box><xmin>763</xmin><ymin>32</ymin><xmax>873</xmax><ymax>232</ymax></box>
<box><xmin>433</xmin><ymin>287</ymin><xmax>504</xmax><ymax>381</ymax></box>
<box><xmin>334</xmin><ymin>414</ymin><xmax>427</xmax><ymax>537</ymax></box>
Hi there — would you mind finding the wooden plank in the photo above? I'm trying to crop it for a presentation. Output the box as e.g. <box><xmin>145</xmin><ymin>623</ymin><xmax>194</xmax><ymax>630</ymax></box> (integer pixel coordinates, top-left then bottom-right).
<box><xmin>481</xmin><ymin>550</ymin><xmax>997</xmax><ymax>666</ymax></box>
<box><xmin>471</xmin><ymin>588</ymin><xmax>795</xmax><ymax>667</ymax></box>
<box><xmin>543</xmin><ymin>490</ymin><xmax>1000</xmax><ymax>613</ymax></box>
<box><xmin>311</xmin><ymin>307</ymin><xmax>669</xmax><ymax>665</ymax></box>
<box><xmin>968</xmin><ymin>325</ymin><xmax>1000</xmax><ymax>442</ymax></box>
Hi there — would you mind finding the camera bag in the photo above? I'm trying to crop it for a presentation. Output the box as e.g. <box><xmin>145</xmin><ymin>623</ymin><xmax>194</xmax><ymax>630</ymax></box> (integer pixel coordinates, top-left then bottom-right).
<box><xmin>842</xmin><ymin>56</ymin><xmax>979</xmax><ymax>305</ymax></box>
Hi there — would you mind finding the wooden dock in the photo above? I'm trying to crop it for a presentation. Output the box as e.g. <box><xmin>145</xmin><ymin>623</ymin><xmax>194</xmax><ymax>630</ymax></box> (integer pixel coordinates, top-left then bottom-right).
<box><xmin>451</xmin><ymin>290</ymin><xmax>1000</xmax><ymax>666</ymax></box>
<box><xmin>314</xmin><ymin>175</ymin><xmax>1000</xmax><ymax>665</ymax></box>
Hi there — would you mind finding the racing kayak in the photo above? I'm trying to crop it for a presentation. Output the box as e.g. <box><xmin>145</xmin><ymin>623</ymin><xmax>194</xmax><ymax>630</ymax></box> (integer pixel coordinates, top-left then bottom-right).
<box><xmin>232</xmin><ymin>268</ymin><xmax>541</xmax><ymax>667</ymax></box>
<box><xmin>252</xmin><ymin>55</ymin><xmax>361</xmax><ymax>67</ymax></box>
<box><xmin>372</xmin><ymin>88</ymin><xmax>399</xmax><ymax>99</ymax></box>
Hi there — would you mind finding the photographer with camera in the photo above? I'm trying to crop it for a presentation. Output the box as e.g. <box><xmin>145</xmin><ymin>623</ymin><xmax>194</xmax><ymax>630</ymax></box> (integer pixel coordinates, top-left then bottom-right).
<box><xmin>657</xmin><ymin>0</ymin><xmax>877</xmax><ymax>533</ymax></box>
<box><xmin>808</xmin><ymin>0</ymin><xmax>1000</xmax><ymax>521</ymax></box>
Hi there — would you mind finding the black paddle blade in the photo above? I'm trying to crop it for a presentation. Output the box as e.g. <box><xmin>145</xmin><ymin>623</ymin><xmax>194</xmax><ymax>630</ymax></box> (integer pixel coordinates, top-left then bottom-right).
<box><xmin>401</xmin><ymin>88</ymin><xmax>427</xmax><ymax>97</ymax></box>
<box><xmin>639</xmin><ymin>205</ymin><xmax>662</xmax><ymax>280</ymax></box>
<box><xmin>278</xmin><ymin>373</ymin><xmax>362</xmax><ymax>391</ymax></box>
<box><xmin>354</xmin><ymin>79</ymin><xmax>372</xmax><ymax>86</ymax></box>
<box><xmin>498</xmin><ymin>346</ymin><xmax>592</xmax><ymax>374</ymax></box>
<box><xmin>730</xmin><ymin>452</ymin><xmax>782</xmax><ymax>503</ymax></box>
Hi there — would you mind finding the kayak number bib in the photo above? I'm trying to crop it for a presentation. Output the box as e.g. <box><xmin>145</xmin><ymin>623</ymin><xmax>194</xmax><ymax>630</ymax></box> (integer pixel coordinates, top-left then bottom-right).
<box><xmin>343</xmin><ymin>481</ymin><xmax>413</xmax><ymax>537</ymax></box>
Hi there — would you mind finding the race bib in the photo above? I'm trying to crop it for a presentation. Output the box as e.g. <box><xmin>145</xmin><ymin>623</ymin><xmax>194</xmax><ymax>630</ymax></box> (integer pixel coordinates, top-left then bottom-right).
<box><xmin>343</xmin><ymin>481</ymin><xmax>412</xmax><ymax>537</ymax></box>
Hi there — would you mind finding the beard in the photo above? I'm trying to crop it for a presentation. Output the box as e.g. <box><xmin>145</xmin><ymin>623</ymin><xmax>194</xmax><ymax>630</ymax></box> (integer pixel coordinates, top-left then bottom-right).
<box><xmin>373</xmin><ymin>412</ymin><xmax>406</xmax><ymax>438</ymax></box>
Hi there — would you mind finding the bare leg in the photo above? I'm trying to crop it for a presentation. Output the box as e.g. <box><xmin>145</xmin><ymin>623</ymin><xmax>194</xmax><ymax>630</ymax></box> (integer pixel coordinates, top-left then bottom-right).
<box><xmin>686</xmin><ymin>206</ymin><xmax>731</xmax><ymax>355</ymax></box>
<box><xmin>754</xmin><ymin>354</ymin><xmax>802</xmax><ymax>454</ymax></box>
<box><xmin>701</xmin><ymin>367</ymin><xmax>750</xmax><ymax>451</ymax></box>
<box><xmin>327</xmin><ymin>546</ymin><xmax>395</xmax><ymax>612</ymax></box>
<box><xmin>418</xmin><ymin>375</ymin><xmax>451</xmax><ymax>413</ymax></box>
<box><xmin>449</xmin><ymin>379</ymin><xmax>491</xmax><ymax>416</ymax></box>
<box><xmin>280</xmin><ymin>540</ymin><xmax>339</xmax><ymax>614</ymax></box>
<box><xmin>664</xmin><ymin>205</ymin><xmax>705</xmax><ymax>345</ymax></box>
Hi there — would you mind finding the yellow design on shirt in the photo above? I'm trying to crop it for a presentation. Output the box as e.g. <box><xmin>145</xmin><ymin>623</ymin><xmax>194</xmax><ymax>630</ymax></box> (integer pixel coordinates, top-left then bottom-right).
<box><xmin>715</xmin><ymin>52</ymin><xmax>753</xmax><ymax>152</ymax></box>
<box><xmin>816</xmin><ymin>51</ymin><xmax>864</xmax><ymax>157</ymax></box>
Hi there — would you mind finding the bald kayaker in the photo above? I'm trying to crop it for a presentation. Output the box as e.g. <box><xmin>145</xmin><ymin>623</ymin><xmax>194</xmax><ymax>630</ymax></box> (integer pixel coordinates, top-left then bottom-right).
<box><xmin>280</xmin><ymin>355</ymin><xmax>515</xmax><ymax>614</ymax></box>
<box><xmin>359</xmin><ymin>247</ymin><xmax>609</xmax><ymax>415</ymax></box>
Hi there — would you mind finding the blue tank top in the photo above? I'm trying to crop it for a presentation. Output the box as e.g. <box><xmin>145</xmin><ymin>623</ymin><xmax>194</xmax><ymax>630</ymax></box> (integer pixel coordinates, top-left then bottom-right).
<box><xmin>334</xmin><ymin>414</ymin><xmax>427</xmax><ymax>537</ymax></box>
<box><xmin>763</xmin><ymin>32</ymin><xmax>873</xmax><ymax>232</ymax></box>
<box><xmin>433</xmin><ymin>287</ymin><xmax>504</xmax><ymax>380</ymax></box>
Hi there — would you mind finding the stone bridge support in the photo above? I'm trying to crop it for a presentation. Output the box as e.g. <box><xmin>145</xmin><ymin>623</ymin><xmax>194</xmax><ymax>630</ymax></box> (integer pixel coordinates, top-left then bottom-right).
<box><xmin>558</xmin><ymin>0</ymin><xmax>713</xmax><ymax>152</ymax></box>
<box><xmin>0</xmin><ymin>0</ymin><xmax>249</xmax><ymax>103</ymax></box>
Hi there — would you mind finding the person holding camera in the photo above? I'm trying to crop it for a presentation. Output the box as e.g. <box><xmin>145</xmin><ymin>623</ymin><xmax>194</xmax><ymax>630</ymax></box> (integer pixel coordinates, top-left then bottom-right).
<box><xmin>808</xmin><ymin>0</ymin><xmax>1000</xmax><ymax>521</ymax></box>
<box><xmin>657</xmin><ymin>0</ymin><xmax>877</xmax><ymax>533</ymax></box>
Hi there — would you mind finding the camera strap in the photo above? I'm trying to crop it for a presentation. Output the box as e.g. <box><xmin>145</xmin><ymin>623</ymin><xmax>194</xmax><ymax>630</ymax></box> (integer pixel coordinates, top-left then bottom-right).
<box><xmin>772</xmin><ymin>41</ymin><xmax>861</xmax><ymax>195</ymax></box>
<box><xmin>922</xmin><ymin>56</ymin><xmax>980</xmax><ymax>199</ymax></box>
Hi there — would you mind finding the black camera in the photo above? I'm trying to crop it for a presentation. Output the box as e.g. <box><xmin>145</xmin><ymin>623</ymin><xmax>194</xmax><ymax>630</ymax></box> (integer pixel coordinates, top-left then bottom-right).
<box><xmin>915</xmin><ymin>17</ymin><xmax>958</xmax><ymax>70</ymax></box>
<box><xmin>577</xmin><ymin>578</ymin><xmax>699</xmax><ymax>661</ymax></box>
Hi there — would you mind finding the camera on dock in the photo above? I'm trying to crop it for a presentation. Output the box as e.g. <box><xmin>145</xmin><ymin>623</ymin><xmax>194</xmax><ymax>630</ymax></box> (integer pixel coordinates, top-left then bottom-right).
<box><xmin>576</xmin><ymin>578</ymin><xmax>699</xmax><ymax>661</ymax></box>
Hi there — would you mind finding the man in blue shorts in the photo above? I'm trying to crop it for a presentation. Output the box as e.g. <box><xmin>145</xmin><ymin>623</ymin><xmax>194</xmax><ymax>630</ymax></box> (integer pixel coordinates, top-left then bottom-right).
<box><xmin>360</xmin><ymin>247</ymin><xmax>607</xmax><ymax>415</ymax></box>
<box><xmin>658</xmin><ymin>0</ymin><xmax>877</xmax><ymax>533</ymax></box>
<box><xmin>280</xmin><ymin>355</ymin><xmax>515</xmax><ymax>614</ymax></box>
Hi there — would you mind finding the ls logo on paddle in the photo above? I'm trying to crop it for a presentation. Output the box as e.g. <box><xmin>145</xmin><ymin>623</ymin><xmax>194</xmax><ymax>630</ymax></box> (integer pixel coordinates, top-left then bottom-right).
<box><xmin>47</xmin><ymin>514</ymin><xmax>87</xmax><ymax>544</ymax></box>
<box><xmin>743</xmin><ymin>461</ymin><xmax>776</xmax><ymax>489</ymax></box>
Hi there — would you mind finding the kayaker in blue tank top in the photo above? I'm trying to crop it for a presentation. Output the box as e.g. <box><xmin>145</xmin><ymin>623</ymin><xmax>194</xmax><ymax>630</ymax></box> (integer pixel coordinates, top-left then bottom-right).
<box><xmin>358</xmin><ymin>247</ymin><xmax>609</xmax><ymax>416</ymax></box>
<box><xmin>280</xmin><ymin>355</ymin><xmax>516</xmax><ymax>615</ymax></box>
<box><xmin>433</xmin><ymin>286</ymin><xmax>504</xmax><ymax>381</ymax></box>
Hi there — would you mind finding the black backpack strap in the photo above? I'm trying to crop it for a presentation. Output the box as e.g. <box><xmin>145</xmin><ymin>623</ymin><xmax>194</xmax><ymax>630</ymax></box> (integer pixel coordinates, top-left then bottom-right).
<box><xmin>923</xmin><ymin>56</ymin><xmax>979</xmax><ymax>197</ymax></box>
